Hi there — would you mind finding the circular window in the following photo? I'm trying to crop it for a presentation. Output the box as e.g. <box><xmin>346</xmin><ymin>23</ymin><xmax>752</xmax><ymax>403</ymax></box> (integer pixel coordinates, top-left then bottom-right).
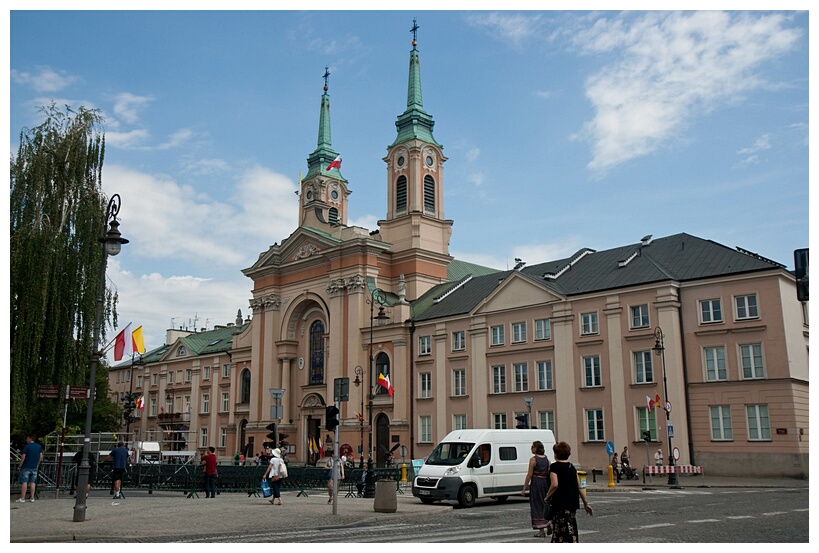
<box><xmin>426</xmin><ymin>155</ymin><xmax>434</xmax><ymax>166</ymax></box>
<box><xmin>331</xmin><ymin>190</ymin><xmax>339</xmax><ymax>200</ymax></box>
<box><xmin>397</xmin><ymin>156</ymin><xmax>405</xmax><ymax>167</ymax></box>
<box><xmin>306</xmin><ymin>190</ymin><xmax>313</xmax><ymax>200</ymax></box>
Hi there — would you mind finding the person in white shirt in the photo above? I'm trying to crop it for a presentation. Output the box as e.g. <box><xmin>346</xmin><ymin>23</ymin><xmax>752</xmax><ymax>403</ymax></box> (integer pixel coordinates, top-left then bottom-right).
<box><xmin>654</xmin><ymin>448</ymin><xmax>664</xmax><ymax>466</ymax></box>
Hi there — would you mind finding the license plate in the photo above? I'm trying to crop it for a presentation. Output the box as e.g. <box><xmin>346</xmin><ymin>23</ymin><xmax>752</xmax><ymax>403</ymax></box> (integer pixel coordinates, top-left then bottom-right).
<box><xmin>418</xmin><ymin>489</ymin><xmax>431</xmax><ymax>495</ymax></box>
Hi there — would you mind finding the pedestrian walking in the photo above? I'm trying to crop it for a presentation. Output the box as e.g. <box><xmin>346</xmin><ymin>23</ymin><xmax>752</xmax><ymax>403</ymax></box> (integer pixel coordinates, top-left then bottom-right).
<box><xmin>545</xmin><ymin>441</ymin><xmax>593</xmax><ymax>543</ymax></box>
<box><xmin>262</xmin><ymin>448</ymin><xmax>284</xmax><ymax>505</ymax></box>
<box><xmin>202</xmin><ymin>446</ymin><xmax>218</xmax><ymax>498</ymax></box>
<box><xmin>16</xmin><ymin>435</ymin><xmax>43</xmax><ymax>503</ymax></box>
<box><xmin>105</xmin><ymin>441</ymin><xmax>129</xmax><ymax>499</ymax></box>
<box><xmin>324</xmin><ymin>450</ymin><xmax>343</xmax><ymax>504</ymax></box>
<box><xmin>521</xmin><ymin>440</ymin><xmax>551</xmax><ymax>537</ymax></box>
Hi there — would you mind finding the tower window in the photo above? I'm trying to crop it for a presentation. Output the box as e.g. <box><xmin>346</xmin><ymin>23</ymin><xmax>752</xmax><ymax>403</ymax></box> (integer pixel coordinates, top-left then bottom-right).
<box><xmin>423</xmin><ymin>175</ymin><xmax>435</xmax><ymax>214</ymax></box>
<box><xmin>396</xmin><ymin>175</ymin><xmax>407</xmax><ymax>213</ymax></box>
<box><xmin>329</xmin><ymin>207</ymin><xmax>339</xmax><ymax>225</ymax></box>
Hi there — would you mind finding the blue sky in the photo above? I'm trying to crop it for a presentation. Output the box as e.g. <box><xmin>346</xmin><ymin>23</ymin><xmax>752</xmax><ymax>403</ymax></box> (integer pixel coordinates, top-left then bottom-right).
<box><xmin>7</xmin><ymin>6</ymin><xmax>811</xmax><ymax>360</ymax></box>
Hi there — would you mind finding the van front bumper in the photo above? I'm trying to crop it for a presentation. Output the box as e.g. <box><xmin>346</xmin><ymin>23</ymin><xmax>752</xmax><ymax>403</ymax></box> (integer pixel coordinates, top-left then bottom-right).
<box><xmin>412</xmin><ymin>476</ymin><xmax>463</xmax><ymax>501</ymax></box>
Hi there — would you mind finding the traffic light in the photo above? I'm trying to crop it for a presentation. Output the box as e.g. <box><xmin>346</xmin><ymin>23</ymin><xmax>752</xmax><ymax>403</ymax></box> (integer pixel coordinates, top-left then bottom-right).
<box><xmin>266</xmin><ymin>423</ymin><xmax>277</xmax><ymax>441</ymax></box>
<box><xmin>794</xmin><ymin>248</ymin><xmax>808</xmax><ymax>302</ymax></box>
<box><xmin>326</xmin><ymin>405</ymin><xmax>340</xmax><ymax>431</ymax></box>
<box><xmin>643</xmin><ymin>430</ymin><xmax>651</xmax><ymax>442</ymax></box>
<box><xmin>278</xmin><ymin>433</ymin><xmax>289</xmax><ymax>449</ymax></box>
<box><xmin>515</xmin><ymin>414</ymin><xmax>529</xmax><ymax>429</ymax></box>
<box><xmin>122</xmin><ymin>393</ymin><xmax>137</xmax><ymax>425</ymax></box>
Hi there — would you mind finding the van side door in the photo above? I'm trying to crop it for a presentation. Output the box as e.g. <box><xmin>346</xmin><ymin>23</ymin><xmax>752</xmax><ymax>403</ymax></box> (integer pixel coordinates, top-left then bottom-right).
<box><xmin>472</xmin><ymin>443</ymin><xmax>496</xmax><ymax>495</ymax></box>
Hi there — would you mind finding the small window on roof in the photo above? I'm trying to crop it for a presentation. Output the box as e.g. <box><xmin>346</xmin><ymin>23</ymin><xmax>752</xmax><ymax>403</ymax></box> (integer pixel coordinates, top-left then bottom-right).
<box><xmin>209</xmin><ymin>339</ymin><xmax>220</xmax><ymax>346</ymax></box>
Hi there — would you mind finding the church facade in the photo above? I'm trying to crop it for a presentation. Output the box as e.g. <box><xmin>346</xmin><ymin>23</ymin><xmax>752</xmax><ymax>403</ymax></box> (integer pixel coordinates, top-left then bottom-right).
<box><xmin>112</xmin><ymin>29</ymin><xmax>809</xmax><ymax>478</ymax></box>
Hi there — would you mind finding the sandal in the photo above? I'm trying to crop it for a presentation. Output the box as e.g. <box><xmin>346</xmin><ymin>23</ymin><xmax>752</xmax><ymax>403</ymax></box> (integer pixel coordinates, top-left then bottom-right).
<box><xmin>535</xmin><ymin>532</ymin><xmax>545</xmax><ymax>538</ymax></box>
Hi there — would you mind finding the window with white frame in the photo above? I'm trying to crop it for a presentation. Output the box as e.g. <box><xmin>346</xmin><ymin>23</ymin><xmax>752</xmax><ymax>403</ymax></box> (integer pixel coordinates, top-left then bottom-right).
<box><xmin>538</xmin><ymin>410</ymin><xmax>555</xmax><ymax>432</ymax></box>
<box><xmin>151</xmin><ymin>373</ymin><xmax>158</xmax><ymax>386</ymax></box>
<box><xmin>634</xmin><ymin>351</ymin><xmax>654</xmax><ymax>383</ymax></box>
<box><xmin>185</xmin><ymin>369</ymin><xmax>192</xmax><ymax>382</ymax></box>
<box><xmin>491</xmin><ymin>325</ymin><xmax>505</xmax><ymax>346</ymax></box>
<box><xmin>581</xmin><ymin>312</ymin><xmax>599</xmax><ymax>335</ymax></box>
<box><xmin>203</xmin><ymin>366</ymin><xmax>211</xmax><ymax>380</ymax></box>
<box><xmin>452</xmin><ymin>331</ymin><xmax>465</xmax><ymax>351</ymax></box>
<box><xmin>492</xmin><ymin>365</ymin><xmax>506</xmax><ymax>394</ymax></box>
<box><xmin>219</xmin><ymin>428</ymin><xmax>227</xmax><ymax>448</ymax></box>
<box><xmin>710</xmin><ymin>405</ymin><xmax>733</xmax><ymax>440</ymax></box>
<box><xmin>740</xmin><ymin>343</ymin><xmax>764</xmax><ymax>379</ymax></box>
<box><xmin>453</xmin><ymin>369</ymin><xmax>466</xmax><ymax>396</ymax></box>
<box><xmin>637</xmin><ymin>407</ymin><xmax>657</xmax><ymax>441</ymax></box>
<box><xmin>535</xmin><ymin>318</ymin><xmax>551</xmax><ymax>341</ymax></box>
<box><xmin>746</xmin><ymin>404</ymin><xmax>771</xmax><ymax>441</ymax></box>
<box><xmin>536</xmin><ymin>360</ymin><xmax>553</xmax><ymax>391</ymax></box>
<box><xmin>201</xmin><ymin>393</ymin><xmax>210</xmax><ymax>414</ymax></box>
<box><xmin>221</xmin><ymin>392</ymin><xmax>230</xmax><ymax>412</ymax></box>
<box><xmin>735</xmin><ymin>294</ymin><xmax>759</xmax><ymax>320</ymax></box>
<box><xmin>493</xmin><ymin>412</ymin><xmax>508</xmax><ymax>429</ymax></box>
<box><xmin>136</xmin><ymin>375</ymin><xmax>143</xmax><ymax>389</ymax></box>
<box><xmin>149</xmin><ymin>397</ymin><xmax>157</xmax><ymax>417</ymax></box>
<box><xmin>419</xmin><ymin>373</ymin><xmax>432</xmax><ymax>398</ymax></box>
<box><xmin>512</xmin><ymin>322</ymin><xmax>527</xmax><ymax>343</ymax></box>
<box><xmin>419</xmin><ymin>335</ymin><xmax>431</xmax><ymax>356</ymax></box>
<box><xmin>514</xmin><ymin>362</ymin><xmax>528</xmax><ymax>392</ymax></box>
<box><xmin>223</xmin><ymin>364</ymin><xmax>231</xmax><ymax>378</ymax></box>
<box><xmin>200</xmin><ymin>427</ymin><xmax>208</xmax><ymax>448</ymax></box>
<box><xmin>420</xmin><ymin>416</ymin><xmax>432</xmax><ymax>442</ymax></box>
<box><xmin>585</xmin><ymin>409</ymin><xmax>605</xmax><ymax>441</ymax></box>
<box><xmin>168</xmin><ymin>370</ymin><xmax>175</xmax><ymax>384</ymax></box>
<box><xmin>704</xmin><ymin>346</ymin><xmax>727</xmax><ymax>381</ymax></box>
<box><xmin>700</xmin><ymin>298</ymin><xmax>723</xmax><ymax>323</ymax></box>
<box><xmin>631</xmin><ymin>304</ymin><xmax>650</xmax><ymax>329</ymax></box>
<box><xmin>454</xmin><ymin>414</ymin><xmax>467</xmax><ymax>430</ymax></box>
<box><xmin>583</xmin><ymin>355</ymin><xmax>602</xmax><ymax>387</ymax></box>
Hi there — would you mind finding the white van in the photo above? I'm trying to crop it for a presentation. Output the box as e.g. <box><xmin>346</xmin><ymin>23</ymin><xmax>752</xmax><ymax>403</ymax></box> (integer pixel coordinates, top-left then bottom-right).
<box><xmin>412</xmin><ymin>428</ymin><xmax>556</xmax><ymax>508</ymax></box>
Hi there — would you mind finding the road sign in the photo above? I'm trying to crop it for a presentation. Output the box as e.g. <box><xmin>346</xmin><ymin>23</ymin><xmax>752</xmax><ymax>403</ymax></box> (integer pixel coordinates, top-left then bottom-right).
<box><xmin>69</xmin><ymin>386</ymin><xmax>89</xmax><ymax>399</ymax></box>
<box><xmin>673</xmin><ymin>447</ymin><xmax>680</xmax><ymax>461</ymax></box>
<box><xmin>334</xmin><ymin>377</ymin><xmax>349</xmax><ymax>402</ymax></box>
<box><xmin>605</xmin><ymin>441</ymin><xmax>615</xmax><ymax>456</ymax></box>
<box><xmin>667</xmin><ymin>421</ymin><xmax>675</xmax><ymax>439</ymax></box>
<box><xmin>269</xmin><ymin>388</ymin><xmax>285</xmax><ymax>401</ymax></box>
<box><xmin>666</xmin><ymin>401</ymin><xmax>672</xmax><ymax>413</ymax></box>
<box><xmin>37</xmin><ymin>385</ymin><xmax>60</xmax><ymax>399</ymax></box>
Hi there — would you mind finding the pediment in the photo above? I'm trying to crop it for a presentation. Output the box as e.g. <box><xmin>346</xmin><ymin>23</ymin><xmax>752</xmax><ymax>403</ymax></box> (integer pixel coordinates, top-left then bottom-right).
<box><xmin>245</xmin><ymin>227</ymin><xmax>340</xmax><ymax>273</ymax></box>
<box><xmin>476</xmin><ymin>273</ymin><xmax>563</xmax><ymax>314</ymax></box>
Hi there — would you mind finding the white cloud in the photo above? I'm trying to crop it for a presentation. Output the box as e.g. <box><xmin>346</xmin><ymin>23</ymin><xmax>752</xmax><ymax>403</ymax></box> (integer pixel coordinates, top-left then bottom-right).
<box><xmin>158</xmin><ymin>128</ymin><xmax>194</xmax><ymax>150</ymax></box>
<box><xmin>11</xmin><ymin>66</ymin><xmax>77</xmax><ymax>92</ymax></box>
<box><xmin>466</xmin><ymin>12</ymin><xmax>545</xmax><ymax>50</ymax></box>
<box><xmin>737</xmin><ymin>134</ymin><xmax>771</xmax><ymax>155</ymax></box>
<box><xmin>105</xmin><ymin>129</ymin><xmax>151</xmax><ymax>149</ymax></box>
<box><xmin>112</xmin><ymin>92</ymin><xmax>153</xmax><ymax>124</ymax></box>
<box><xmin>572</xmin><ymin>11</ymin><xmax>802</xmax><ymax>174</ymax></box>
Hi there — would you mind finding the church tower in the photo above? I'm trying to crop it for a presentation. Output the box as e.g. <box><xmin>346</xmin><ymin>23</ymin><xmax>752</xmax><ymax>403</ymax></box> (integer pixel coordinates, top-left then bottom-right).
<box><xmin>299</xmin><ymin>67</ymin><xmax>350</xmax><ymax>230</ymax></box>
<box><xmin>378</xmin><ymin>20</ymin><xmax>453</xmax><ymax>297</ymax></box>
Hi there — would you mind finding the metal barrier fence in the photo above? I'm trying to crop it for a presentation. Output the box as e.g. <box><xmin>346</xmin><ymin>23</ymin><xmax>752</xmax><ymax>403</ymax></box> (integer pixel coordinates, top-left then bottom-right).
<box><xmin>10</xmin><ymin>461</ymin><xmax>415</xmax><ymax>499</ymax></box>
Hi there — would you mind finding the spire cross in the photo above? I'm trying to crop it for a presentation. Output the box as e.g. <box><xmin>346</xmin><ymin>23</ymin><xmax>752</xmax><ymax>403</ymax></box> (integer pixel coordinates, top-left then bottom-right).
<box><xmin>323</xmin><ymin>66</ymin><xmax>330</xmax><ymax>91</ymax></box>
<box><xmin>410</xmin><ymin>18</ymin><xmax>419</xmax><ymax>46</ymax></box>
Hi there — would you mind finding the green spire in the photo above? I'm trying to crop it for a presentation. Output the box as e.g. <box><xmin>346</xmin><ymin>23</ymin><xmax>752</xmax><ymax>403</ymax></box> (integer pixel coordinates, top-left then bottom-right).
<box><xmin>390</xmin><ymin>20</ymin><xmax>441</xmax><ymax>148</ymax></box>
<box><xmin>305</xmin><ymin>67</ymin><xmax>345</xmax><ymax>181</ymax></box>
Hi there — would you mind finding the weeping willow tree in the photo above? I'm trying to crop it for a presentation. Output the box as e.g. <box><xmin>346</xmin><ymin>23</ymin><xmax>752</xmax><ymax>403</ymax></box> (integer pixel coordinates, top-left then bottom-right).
<box><xmin>10</xmin><ymin>104</ymin><xmax>121</xmax><ymax>441</ymax></box>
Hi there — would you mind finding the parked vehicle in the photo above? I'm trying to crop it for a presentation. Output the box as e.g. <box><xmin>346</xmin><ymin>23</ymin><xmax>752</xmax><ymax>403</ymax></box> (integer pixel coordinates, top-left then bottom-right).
<box><xmin>411</xmin><ymin>429</ymin><xmax>556</xmax><ymax>508</ymax></box>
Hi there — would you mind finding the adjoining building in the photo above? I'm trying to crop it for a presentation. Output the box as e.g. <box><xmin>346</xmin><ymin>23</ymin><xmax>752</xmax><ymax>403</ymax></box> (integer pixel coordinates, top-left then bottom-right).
<box><xmin>111</xmin><ymin>27</ymin><xmax>808</xmax><ymax>478</ymax></box>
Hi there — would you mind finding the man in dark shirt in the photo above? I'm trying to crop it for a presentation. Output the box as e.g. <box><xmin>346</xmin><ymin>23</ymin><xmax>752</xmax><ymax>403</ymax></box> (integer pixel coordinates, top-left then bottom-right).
<box><xmin>106</xmin><ymin>441</ymin><xmax>129</xmax><ymax>499</ymax></box>
<box><xmin>202</xmin><ymin>446</ymin><xmax>218</xmax><ymax>498</ymax></box>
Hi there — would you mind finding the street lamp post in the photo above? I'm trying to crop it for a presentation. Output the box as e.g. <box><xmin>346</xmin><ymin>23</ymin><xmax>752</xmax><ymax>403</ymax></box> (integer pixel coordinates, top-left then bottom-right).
<box><xmin>353</xmin><ymin>365</ymin><xmax>364</xmax><ymax>467</ymax></box>
<box><xmin>653</xmin><ymin>327</ymin><xmax>680</xmax><ymax>488</ymax></box>
<box><xmin>364</xmin><ymin>287</ymin><xmax>388</xmax><ymax>498</ymax></box>
<box><xmin>73</xmin><ymin>194</ymin><xmax>128</xmax><ymax>522</ymax></box>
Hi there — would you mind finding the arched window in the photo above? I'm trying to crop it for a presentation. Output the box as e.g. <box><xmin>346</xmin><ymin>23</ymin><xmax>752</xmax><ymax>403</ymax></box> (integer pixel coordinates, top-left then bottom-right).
<box><xmin>375</xmin><ymin>351</ymin><xmax>391</xmax><ymax>395</ymax></box>
<box><xmin>423</xmin><ymin>175</ymin><xmax>435</xmax><ymax>214</ymax></box>
<box><xmin>396</xmin><ymin>175</ymin><xmax>407</xmax><ymax>213</ymax></box>
<box><xmin>328</xmin><ymin>207</ymin><xmax>339</xmax><ymax>225</ymax></box>
<box><xmin>310</xmin><ymin>320</ymin><xmax>325</xmax><ymax>385</ymax></box>
<box><xmin>240</xmin><ymin>368</ymin><xmax>251</xmax><ymax>403</ymax></box>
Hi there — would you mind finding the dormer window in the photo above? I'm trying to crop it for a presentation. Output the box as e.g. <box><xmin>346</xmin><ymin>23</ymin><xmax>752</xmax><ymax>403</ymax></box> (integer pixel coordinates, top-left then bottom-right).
<box><xmin>177</xmin><ymin>346</ymin><xmax>186</xmax><ymax>357</ymax></box>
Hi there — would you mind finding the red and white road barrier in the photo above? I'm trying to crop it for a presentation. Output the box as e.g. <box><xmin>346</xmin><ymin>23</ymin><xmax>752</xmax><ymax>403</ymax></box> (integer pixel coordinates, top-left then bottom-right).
<box><xmin>642</xmin><ymin>464</ymin><xmax>707</xmax><ymax>486</ymax></box>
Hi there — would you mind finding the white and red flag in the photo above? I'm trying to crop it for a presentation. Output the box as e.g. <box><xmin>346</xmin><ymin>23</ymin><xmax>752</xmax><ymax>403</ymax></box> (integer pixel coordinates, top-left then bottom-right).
<box><xmin>325</xmin><ymin>155</ymin><xmax>342</xmax><ymax>171</ymax></box>
<box><xmin>646</xmin><ymin>395</ymin><xmax>655</xmax><ymax>411</ymax></box>
<box><xmin>377</xmin><ymin>373</ymin><xmax>394</xmax><ymax>397</ymax></box>
<box><xmin>113</xmin><ymin>323</ymin><xmax>134</xmax><ymax>361</ymax></box>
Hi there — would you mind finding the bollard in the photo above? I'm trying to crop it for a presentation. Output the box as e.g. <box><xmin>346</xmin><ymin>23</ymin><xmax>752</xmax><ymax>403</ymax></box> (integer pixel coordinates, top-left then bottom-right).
<box><xmin>401</xmin><ymin>463</ymin><xmax>407</xmax><ymax>483</ymax></box>
<box><xmin>373</xmin><ymin>480</ymin><xmax>397</xmax><ymax>513</ymax></box>
<box><xmin>578</xmin><ymin>470</ymin><xmax>587</xmax><ymax>494</ymax></box>
<box><xmin>608</xmin><ymin>464</ymin><xmax>615</xmax><ymax>488</ymax></box>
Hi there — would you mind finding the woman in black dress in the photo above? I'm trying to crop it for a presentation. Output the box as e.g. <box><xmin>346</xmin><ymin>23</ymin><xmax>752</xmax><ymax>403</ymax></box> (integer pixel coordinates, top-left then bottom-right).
<box><xmin>521</xmin><ymin>440</ymin><xmax>551</xmax><ymax>537</ymax></box>
<box><xmin>545</xmin><ymin>441</ymin><xmax>593</xmax><ymax>542</ymax></box>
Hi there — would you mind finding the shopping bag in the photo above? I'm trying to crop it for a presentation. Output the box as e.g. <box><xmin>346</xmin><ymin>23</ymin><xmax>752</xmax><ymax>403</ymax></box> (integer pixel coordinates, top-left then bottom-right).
<box><xmin>261</xmin><ymin>479</ymin><xmax>272</xmax><ymax>498</ymax></box>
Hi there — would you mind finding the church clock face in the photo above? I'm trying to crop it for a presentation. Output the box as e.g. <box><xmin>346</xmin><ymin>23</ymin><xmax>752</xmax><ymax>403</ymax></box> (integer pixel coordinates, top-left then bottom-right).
<box><xmin>397</xmin><ymin>155</ymin><xmax>405</xmax><ymax>167</ymax></box>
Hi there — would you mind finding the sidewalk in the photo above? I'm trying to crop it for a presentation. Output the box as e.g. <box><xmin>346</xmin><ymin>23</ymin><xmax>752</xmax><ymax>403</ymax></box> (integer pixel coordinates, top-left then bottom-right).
<box><xmin>10</xmin><ymin>475</ymin><xmax>808</xmax><ymax>543</ymax></box>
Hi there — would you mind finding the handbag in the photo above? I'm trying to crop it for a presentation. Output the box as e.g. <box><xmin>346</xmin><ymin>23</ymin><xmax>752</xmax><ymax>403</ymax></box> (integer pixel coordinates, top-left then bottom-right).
<box><xmin>260</xmin><ymin>479</ymin><xmax>272</xmax><ymax>498</ymax></box>
<box><xmin>279</xmin><ymin>462</ymin><xmax>288</xmax><ymax>479</ymax></box>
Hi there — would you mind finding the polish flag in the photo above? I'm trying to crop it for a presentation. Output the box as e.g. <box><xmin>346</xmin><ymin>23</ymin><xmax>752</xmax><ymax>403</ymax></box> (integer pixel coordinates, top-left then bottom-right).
<box><xmin>377</xmin><ymin>373</ymin><xmax>394</xmax><ymax>397</ymax></box>
<box><xmin>646</xmin><ymin>395</ymin><xmax>655</xmax><ymax>411</ymax></box>
<box><xmin>113</xmin><ymin>323</ymin><xmax>133</xmax><ymax>361</ymax></box>
<box><xmin>325</xmin><ymin>155</ymin><xmax>342</xmax><ymax>171</ymax></box>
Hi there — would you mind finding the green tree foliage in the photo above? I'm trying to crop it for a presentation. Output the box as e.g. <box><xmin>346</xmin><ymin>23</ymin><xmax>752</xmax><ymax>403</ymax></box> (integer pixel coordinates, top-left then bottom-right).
<box><xmin>10</xmin><ymin>104</ymin><xmax>121</xmax><ymax>442</ymax></box>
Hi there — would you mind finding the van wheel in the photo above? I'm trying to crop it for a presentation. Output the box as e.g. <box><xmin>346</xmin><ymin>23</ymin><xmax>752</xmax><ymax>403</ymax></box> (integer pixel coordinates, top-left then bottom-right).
<box><xmin>420</xmin><ymin>497</ymin><xmax>436</xmax><ymax>504</ymax></box>
<box><xmin>458</xmin><ymin>485</ymin><xmax>476</xmax><ymax>508</ymax></box>
<box><xmin>493</xmin><ymin>495</ymin><xmax>508</xmax><ymax>503</ymax></box>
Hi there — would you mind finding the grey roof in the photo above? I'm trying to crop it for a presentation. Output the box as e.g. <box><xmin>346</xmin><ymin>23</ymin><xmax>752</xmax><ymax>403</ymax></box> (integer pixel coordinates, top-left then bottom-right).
<box><xmin>411</xmin><ymin>233</ymin><xmax>784</xmax><ymax>322</ymax></box>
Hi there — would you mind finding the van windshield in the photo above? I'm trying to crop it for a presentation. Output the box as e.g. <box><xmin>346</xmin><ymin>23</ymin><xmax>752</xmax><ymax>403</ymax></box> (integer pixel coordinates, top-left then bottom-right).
<box><xmin>425</xmin><ymin>442</ymin><xmax>475</xmax><ymax>466</ymax></box>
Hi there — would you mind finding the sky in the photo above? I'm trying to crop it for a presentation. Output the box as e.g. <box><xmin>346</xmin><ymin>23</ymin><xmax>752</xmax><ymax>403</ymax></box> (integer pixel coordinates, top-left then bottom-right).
<box><xmin>6</xmin><ymin>4</ymin><xmax>812</xmax><ymax>363</ymax></box>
